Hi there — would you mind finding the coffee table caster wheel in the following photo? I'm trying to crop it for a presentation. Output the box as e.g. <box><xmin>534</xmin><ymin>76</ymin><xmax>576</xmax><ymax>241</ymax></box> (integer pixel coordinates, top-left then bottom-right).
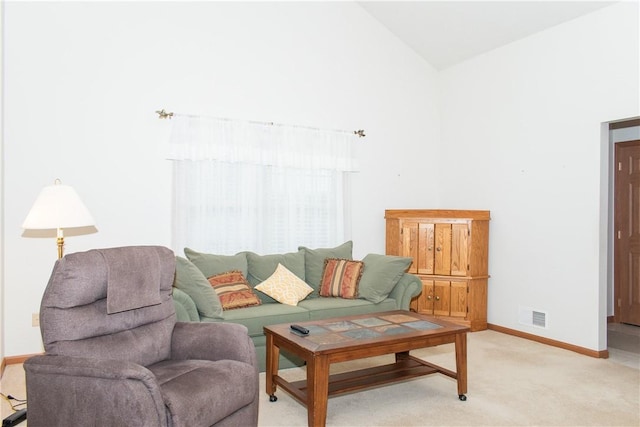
<box><xmin>269</xmin><ymin>395</ymin><xmax>278</xmax><ymax>402</ymax></box>
<box><xmin>459</xmin><ymin>394</ymin><xmax>467</xmax><ymax>401</ymax></box>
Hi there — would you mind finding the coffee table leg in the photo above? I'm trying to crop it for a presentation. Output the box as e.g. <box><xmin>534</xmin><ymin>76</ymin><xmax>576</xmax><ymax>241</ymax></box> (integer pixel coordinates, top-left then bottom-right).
<box><xmin>395</xmin><ymin>351</ymin><xmax>410</xmax><ymax>362</ymax></box>
<box><xmin>266</xmin><ymin>332</ymin><xmax>279</xmax><ymax>401</ymax></box>
<box><xmin>307</xmin><ymin>355</ymin><xmax>330</xmax><ymax>427</ymax></box>
<box><xmin>455</xmin><ymin>331</ymin><xmax>468</xmax><ymax>401</ymax></box>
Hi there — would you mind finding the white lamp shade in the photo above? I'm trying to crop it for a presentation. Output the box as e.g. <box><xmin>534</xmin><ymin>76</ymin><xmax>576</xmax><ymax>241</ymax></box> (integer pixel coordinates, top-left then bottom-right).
<box><xmin>22</xmin><ymin>183</ymin><xmax>95</xmax><ymax>230</ymax></box>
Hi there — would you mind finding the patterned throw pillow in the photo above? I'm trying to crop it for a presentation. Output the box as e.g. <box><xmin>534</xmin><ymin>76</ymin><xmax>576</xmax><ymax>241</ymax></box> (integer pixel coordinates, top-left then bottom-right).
<box><xmin>207</xmin><ymin>270</ymin><xmax>261</xmax><ymax>310</ymax></box>
<box><xmin>255</xmin><ymin>263</ymin><xmax>314</xmax><ymax>306</ymax></box>
<box><xmin>298</xmin><ymin>241</ymin><xmax>353</xmax><ymax>293</ymax></box>
<box><xmin>319</xmin><ymin>258</ymin><xmax>364</xmax><ymax>299</ymax></box>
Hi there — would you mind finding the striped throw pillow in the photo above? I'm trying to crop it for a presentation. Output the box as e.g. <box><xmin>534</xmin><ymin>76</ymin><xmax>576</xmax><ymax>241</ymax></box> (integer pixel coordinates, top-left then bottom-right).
<box><xmin>319</xmin><ymin>258</ymin><xmax>364</xmax><ymax>299</ymax></box>
<box><xmin>207</xmin><ymin>270</ymin><xmax>261</xmax><ymax>310</ymax></box>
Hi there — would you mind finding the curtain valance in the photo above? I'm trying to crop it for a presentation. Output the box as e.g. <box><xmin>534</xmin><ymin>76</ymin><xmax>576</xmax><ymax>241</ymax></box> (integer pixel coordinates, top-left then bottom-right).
<box><xmin>168</xmin><ymin>115</ymin><xmax>360</xmax><ymax>172</ymax></box>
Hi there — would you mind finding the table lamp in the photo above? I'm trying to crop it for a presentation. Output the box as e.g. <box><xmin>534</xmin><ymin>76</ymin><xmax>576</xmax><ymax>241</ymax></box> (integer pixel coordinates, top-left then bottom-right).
<box><xmin>22</xmin><ymin>179</ymin><xmax>97</xmax><ymax>258</ymax></box>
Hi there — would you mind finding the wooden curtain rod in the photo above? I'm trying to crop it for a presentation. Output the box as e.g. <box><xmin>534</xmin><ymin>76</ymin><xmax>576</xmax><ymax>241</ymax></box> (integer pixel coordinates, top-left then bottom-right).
<box><xmin>155</xmin><ymin>109</ymin><xmax>366</xmax><ymax>138</ymax></box>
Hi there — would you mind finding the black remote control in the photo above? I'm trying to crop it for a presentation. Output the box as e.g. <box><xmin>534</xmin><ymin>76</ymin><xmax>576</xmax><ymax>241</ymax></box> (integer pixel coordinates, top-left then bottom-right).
<box><xmin>2</xmin><ymin>409</ymin><xmax>27</xmax><ymax>427</ymax></box>
<box><xmin>290</xmin><ymin>324</ymin><xmax>309</xmax><ymax>335</ymax></box>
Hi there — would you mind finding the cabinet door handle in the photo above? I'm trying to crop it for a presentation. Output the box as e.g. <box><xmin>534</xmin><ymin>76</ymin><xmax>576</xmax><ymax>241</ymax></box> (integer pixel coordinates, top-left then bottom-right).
<box><xmin>435</xmin><ymin>296</ymin><xmax>440</xmax><ymax>301</ymax></box>
<box><xmin>427</xmin><ymin>295</ymin><xmax>432</xmax><ymax>300</ymax></box>
<box><xmin>436</xmin><ymin>247</ymin><xmax>441</xmax><ymax>252</ymax></box>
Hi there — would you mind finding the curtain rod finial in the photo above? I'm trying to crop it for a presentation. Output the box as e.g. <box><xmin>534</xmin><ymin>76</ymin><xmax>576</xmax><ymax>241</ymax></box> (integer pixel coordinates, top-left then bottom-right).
<box><xmin>354</xmin><ymin>129</ymin><xmax>365</xmax><ymax>138</ymax></box>
<box><xmin>156</xmin><ymin>109</ymin><xmax>174</xmax><ymax>119</ymax></box>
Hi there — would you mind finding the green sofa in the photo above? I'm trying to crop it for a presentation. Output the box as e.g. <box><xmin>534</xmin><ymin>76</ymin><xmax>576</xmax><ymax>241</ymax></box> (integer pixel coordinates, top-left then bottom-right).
<box><xmin>171</xmin><ymin>242</ymin><xmax>422</xmax><ymax>371</ymax></box>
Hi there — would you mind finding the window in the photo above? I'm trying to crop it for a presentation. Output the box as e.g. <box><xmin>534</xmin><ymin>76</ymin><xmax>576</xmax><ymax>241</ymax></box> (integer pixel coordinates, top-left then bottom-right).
<box><xmin>169</xmin><ymin>115</ymin><xmax>359</xmax><ymax>255</ymax></box>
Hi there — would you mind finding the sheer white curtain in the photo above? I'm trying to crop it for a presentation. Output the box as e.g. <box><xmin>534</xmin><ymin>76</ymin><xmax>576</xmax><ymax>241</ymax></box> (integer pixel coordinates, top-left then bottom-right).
<box><xmin>168</xmin><ymin>115</ymin><xmax>359</xmax><ymax>255</ymax></box>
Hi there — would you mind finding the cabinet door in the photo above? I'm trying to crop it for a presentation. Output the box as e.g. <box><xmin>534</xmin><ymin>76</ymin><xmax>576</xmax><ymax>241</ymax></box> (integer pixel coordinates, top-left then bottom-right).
<box><xmin>401</xmin><ymin>221</ymin><xmax>419</xmax><ymax>274</ymax></box>
<box><xmin>451</xmin><ymin>223</ymin><xmax>469</xmax><ymax>276</ymax></box>
<box><xmin>434</xmin><ymin>224</ymin><xmax>452</xmax><ymax>275</ymax></box>
<box><xmin>417</xmin><ymin>223</ymin><xmax>434</xmax><ymax>274</ymax></box>
<box><xmin>413</xmin><ymin>279</ymin><xmax>467</xmax><ymax>319</ymax></box>
<box><xmin>433</xmin><ymin>280</ymin><xmax>450</xmax><ymax>316</ymax></box>
<box><xmin>410</xmin><ymin>279</ymin><xmax>434</xmax><ymax>313</ymax></box>
<box><xmin>450</xmin><ymin>281</ymin><xmax>468</xmax><ymax>318</ymax></box>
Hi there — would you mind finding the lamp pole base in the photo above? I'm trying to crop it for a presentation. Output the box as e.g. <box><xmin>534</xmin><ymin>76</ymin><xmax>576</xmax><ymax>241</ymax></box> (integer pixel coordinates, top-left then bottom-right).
<box><xmin>57</xmin><ymin>236</ymin><xmax>64</xmax><ymax>259</ymax></box>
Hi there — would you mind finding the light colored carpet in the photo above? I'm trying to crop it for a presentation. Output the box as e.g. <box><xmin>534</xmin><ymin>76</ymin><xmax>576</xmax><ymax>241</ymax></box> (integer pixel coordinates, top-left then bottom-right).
<box><xmin>258</xmin><ymin>330</ymin><xmax>639</xmax><ymax>426</ymax></box>
<box><xmin>2</xmin><ymin>330</ymin><xmax>638</xmax><ymax>426</ymax></box>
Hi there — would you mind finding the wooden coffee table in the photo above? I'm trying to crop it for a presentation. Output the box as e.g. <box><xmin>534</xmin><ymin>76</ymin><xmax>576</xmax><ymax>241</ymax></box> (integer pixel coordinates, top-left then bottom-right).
<box><xmin>264</xmin><ymin>310</ymin><xmax>469</xmax><ymax>427</ymax></box>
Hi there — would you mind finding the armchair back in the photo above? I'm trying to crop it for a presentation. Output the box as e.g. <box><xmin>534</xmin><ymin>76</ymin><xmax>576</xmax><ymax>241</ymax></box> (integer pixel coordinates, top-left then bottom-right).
<box><xmin>40</xmin><ymin>246</ymin><xmax>177</xmax><ymax>367</ymax></box>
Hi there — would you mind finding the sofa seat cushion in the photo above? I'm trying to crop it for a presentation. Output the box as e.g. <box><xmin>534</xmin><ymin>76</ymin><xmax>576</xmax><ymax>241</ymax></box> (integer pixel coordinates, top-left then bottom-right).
<box><xmin>298</xmin><ymin>297</ymin><xmax>397</xmax><ymax>320</ymax></box>
<box><xmin>215</xmin><ymin>303</ymin><xmax>310</xmax><ymax>337</ymax></box>
<box><xmin>149</xmin><ymin>359</ymin><xmax>255</xmax><ymax>426</ymax></box>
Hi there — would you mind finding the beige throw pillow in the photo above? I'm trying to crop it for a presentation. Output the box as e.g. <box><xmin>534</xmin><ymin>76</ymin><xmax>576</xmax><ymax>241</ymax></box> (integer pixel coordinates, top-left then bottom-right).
<box><xmin>255</xmin><ymin>263</ymin><xmax>313</xmax><ymax>306</ymax></box>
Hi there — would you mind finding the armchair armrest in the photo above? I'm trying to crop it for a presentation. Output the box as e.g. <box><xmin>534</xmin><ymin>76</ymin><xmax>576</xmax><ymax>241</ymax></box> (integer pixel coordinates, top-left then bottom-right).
<box><xmin>24</xmin><ymin>355</ymin><xmax>167</xmax><ymax>427</ymax></box>
<box><xmin>170</xmin><ymin>321</ymin><xmax>257</xmax><ymax>367</ymax></box>
<box><xmin>388</xmin><ymin>273</ymin><xmax>423</xmax><ymax>310</ymax></box>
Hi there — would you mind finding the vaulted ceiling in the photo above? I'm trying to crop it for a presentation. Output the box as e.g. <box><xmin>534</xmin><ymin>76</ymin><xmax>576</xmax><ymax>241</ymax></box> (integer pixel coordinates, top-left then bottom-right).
<box><xmin>358</xmin><ymin>1</ymin><xmax>616</xmax><ymax>70</ymax></box>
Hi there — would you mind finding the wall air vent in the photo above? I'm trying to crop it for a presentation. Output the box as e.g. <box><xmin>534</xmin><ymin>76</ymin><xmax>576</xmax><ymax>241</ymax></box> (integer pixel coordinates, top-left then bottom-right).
<box><xmin>518</xmin><ymin>306</ymin><xmax>548</xmax><ymax>329</ymax></box>
<box><xmin>532</xmin><ymin>310</ymin><xmax>547</xmax><ymax>328</ymax></box>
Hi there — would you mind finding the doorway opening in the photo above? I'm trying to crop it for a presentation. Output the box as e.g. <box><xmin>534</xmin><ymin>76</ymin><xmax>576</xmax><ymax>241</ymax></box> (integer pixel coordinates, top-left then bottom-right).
<box><xmin>607</xmin><ymin>118</ymin><xmax>640</xmax><ymax>358</ymax></box>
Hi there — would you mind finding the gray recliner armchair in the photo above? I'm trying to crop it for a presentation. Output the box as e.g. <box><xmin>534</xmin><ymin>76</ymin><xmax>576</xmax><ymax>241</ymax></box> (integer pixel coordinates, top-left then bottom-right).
<box><xmin>24</xmin><ymin>246</ymin><xmax>259</xmax><ymax>427</ymax></box>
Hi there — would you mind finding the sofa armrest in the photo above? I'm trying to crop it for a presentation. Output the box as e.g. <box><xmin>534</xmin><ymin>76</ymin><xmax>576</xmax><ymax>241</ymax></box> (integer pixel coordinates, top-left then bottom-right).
<box><xmin>24</xmin><ymin>355</ymin><xmax>167</xmax><ymax>427</ymax></box>
<box><xmin>388</xmin><ymin>273</ymin><xmax>422</xmax><ymax>310</ymax></box>
<box><xmin>170</xmin><ymin>322</ymin><xmax>257</xmax><ymax>368</ymax></box>
<box><xmin>172</xmin><ymin>287</ymin><xmax>200</xmax><ymax>321</ymax></box>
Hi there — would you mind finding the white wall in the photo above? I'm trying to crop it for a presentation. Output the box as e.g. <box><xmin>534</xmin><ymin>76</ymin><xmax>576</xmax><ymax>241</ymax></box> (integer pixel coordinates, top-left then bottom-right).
<box><xmin>4</xmin><ymin>1</ymin><xmax>637</xmax><ymax>360</ymax></box>
<box><xmin>439</xmin><ymin>2</ymin><xmax>639</xmax><ymax>351</ymax></box>
<box><xmin>2</xmin><ymin>2</ymin><xmax>440</xmax><ymax>357</ymax></box>
<box><xmin>0</xmin><ymin>0</ymin><xmax>5</xmax><ymax>361</ymax></box>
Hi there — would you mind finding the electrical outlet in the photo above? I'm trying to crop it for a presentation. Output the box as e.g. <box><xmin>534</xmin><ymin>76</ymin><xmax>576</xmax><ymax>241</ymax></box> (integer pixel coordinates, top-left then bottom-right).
<box><xmin>32</xmin><ymin>312</ymin><xmax>40</xmax><ymax>327</ymax></box>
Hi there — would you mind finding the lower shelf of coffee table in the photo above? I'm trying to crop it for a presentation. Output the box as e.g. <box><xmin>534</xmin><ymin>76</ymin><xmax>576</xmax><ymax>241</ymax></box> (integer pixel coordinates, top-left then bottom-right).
<box><xmin>274</xmin><ymin>355</ymin><xmax>457</xmax><ymax>403</ymax></box>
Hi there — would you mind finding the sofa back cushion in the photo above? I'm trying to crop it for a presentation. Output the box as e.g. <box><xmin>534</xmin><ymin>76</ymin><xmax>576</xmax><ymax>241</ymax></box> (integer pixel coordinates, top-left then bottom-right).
<box><xmin>184</xmin><ymin>248</ymin><xmax>249</xmax><ymax>277</ymax></box>
<box><xmin>174</xmin><ymin>256</ymin><xmax>223</xmax><ymax>319</ymax></box>
<box><xmin>358</xmin><ymin>254</ymin><xmax>412</xmax><ymax>303</ymax></box>
<box><xmin>246</xmin><ymin>250</ymin><xmax>306</xmax><ymax>303</ymax></box>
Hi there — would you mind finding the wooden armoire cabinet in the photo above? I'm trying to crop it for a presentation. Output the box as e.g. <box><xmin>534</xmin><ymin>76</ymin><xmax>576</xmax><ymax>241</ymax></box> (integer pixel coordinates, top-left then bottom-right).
<box><xmin>385</xmin><ymin>209</ymin><xmax>490</xmax><ymax>331</ymax></box>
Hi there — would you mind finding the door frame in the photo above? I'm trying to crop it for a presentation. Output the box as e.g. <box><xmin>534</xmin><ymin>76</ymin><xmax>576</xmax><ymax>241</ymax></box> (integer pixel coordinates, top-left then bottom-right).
<box><xmin>608</xmin><ymin>119</ymin><xmax>640</xmax><ymax>324</ymax></box>
<box><xmin>613</xmin><ymin>139</ymin><xmax>640</xmax><ymax>323</ymax></box>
